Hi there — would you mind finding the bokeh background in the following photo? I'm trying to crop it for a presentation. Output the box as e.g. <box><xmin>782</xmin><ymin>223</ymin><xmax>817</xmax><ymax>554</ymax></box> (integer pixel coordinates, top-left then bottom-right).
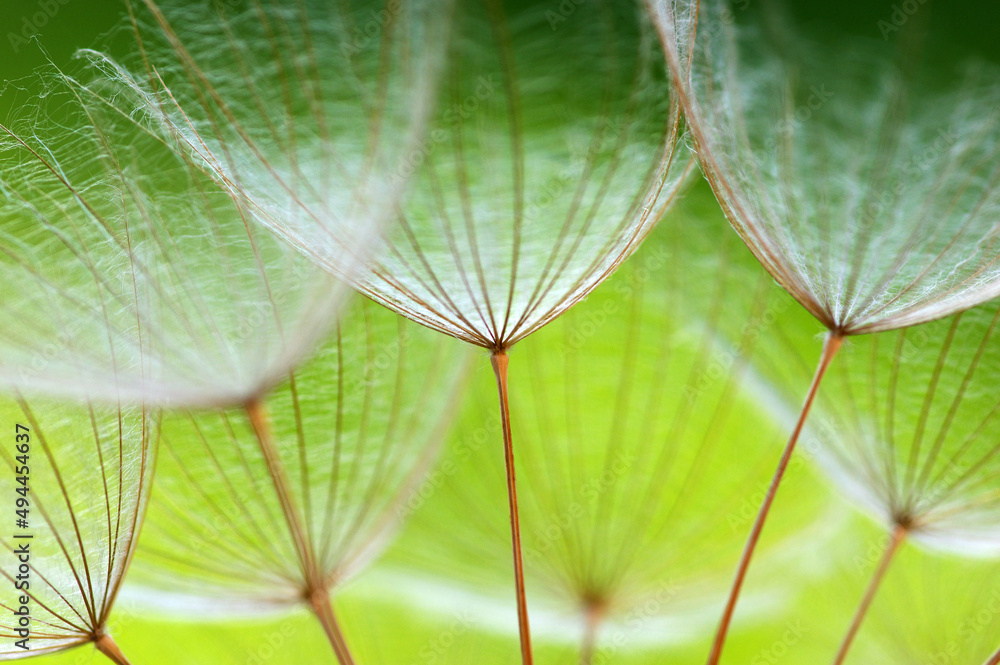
<box><xmin>4</xmin><ymin>1</ymin><xmax>1000</xmax><ymax>664</ymax></box>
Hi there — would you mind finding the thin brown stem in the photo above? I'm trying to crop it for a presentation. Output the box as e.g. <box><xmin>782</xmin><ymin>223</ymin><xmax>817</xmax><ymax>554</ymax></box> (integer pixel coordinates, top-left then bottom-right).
<box><xmin>832</xmin><ymin>524</ymin><xmax>907</xmax><ymax>665</ymax></box>
<box><xmin>706</xmin><ymin>332</ymin><xmax>843</xmax><ymax>665</ymax></box>
<box><xmin>95</xmin><ymin>633</ymin><xmax>133</xmax><ymax>665</ymax></box>
<box><xmin>246</xmin><ymin>400</ymin><xmax>316</xmax><ymax>582</ymax></box>
<box><xmin>246</xmin><ymin>401</ymin><xmax>355</xmax><ymax>664</ymax></box>
<box><xmin>579</xmin><ymin>601</ymin><xmax>605</xmax><ymax>665</ymax></box>
<box><xmin>491</xmin><ymin>351</ymin><xmax>534</xmax><ymax>665</ymax></box>
<box><xmin>310</xmin><ymin>589</ymin><xmax>356</xmax><ymax>665</ymax></box>
<box><xmin>983</xmin><ymin>646</ymin><xmax>1000</xmax><ymax>665</ymax></box>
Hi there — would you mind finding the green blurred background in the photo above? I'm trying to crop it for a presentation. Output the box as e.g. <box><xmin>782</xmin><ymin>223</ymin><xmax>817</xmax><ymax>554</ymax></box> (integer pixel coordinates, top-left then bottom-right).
<box><xmin>4</xmin><ymin>1</ymin><xmax>1000</xmax><ymax>664</ymax></box>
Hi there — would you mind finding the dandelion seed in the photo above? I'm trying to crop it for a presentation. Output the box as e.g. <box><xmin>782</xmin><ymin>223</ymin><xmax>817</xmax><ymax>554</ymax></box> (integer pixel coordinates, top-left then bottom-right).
<box><xmin>99</xmin><ymin>0</ymin><xmax>450</xmax><ymax>295</ymax></box>
<box><xmin>652</xmin><ymin>0</ymin><xmax>1000</xmax><ymax>335</ymax></box>
<box><xmin>80</xmin><ymin>0</ymin><xmax>684</xmax><ymax>659</ymax></box>
<box><xmin>380</xmin><ymin>207</ymin><xmax>835</xmax><ymax>661</ymax></box>
<box><xmin>58</xmin><ymin>3</ymin><xmax>463</xmax><ymax>659</ymax></box>
<box><xmin>0</xmin><ymin>66</ymin><xmax>347</xmax><ymax>409</ymax></box>
<box><xmin>811</xmin><ymin>549</ymin><xmax>1000</xmax><ymax>665</ymax></box>
<box><xmin>738</xmin><ymin>287</ymin><xmax>1000</xmax><ymax>663</ymax></box>
<box><xmin>753</xmin><ymin>301</ymin><xmax>1000</xmax><ymax>664</ymax></box>
<box><xmin>1</xmin><ymin>39</ymin><xmax>381</xmax><ymax>661</ymax></box>
<box><xmin>0</xmin><ymin>397</ymin><xmax>154</xmax><ymax>665</ymax></box>
<box><xmin>648</xmin><ymin>3</ymin><xmax>1000</xmax><ymax>660</ymax></box>
<box><xmin>803</xmin><ymin>303</ymin><xmax>1000</xmax><ymax>557</ymax></box>
<box><xmin>126</xmin><ymin>298</ymin><xmax>468</xmax><ymax>664</ymax></box>
<box><xmin>309</xmin><ymin>4</ymin><xmax>690</xmax><ymax>659</ymax></box>
<box><xmin>124</xmin><ymin>1</ymin><xmax>693</xmax><ymax>660</ymax></box>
